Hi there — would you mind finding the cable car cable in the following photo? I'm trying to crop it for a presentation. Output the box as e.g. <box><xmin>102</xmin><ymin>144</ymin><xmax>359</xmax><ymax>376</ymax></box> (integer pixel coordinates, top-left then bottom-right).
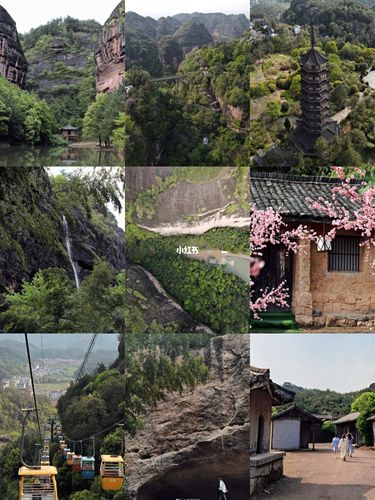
<box><xmin>19</xmin><ymin>409</ymin><xmax>41</xmax><ymax>469</ymax></box>
<box><xmin>24</xmin><ymin>334</ymin><xmax>42</xmax><ymax>443</ymax></box>
<box><xmin>75</xmin><ymin>333</ymin><xmax>99</xmax><ymax>381</ymax></box>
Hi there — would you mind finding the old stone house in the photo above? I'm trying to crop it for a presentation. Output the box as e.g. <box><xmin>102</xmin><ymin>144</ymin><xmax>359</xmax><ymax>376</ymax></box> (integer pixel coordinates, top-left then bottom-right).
<box><xmin>333</xmin><ymin>412</ymin><xmax>361</xmax><ymax>443</ymax></box>
<box><xmin>250</xmin><ymin>366</ymin><xmax>295</xmax><ymax>496</ymax></box>
<box><xmin>251</xmin><ymin>172</ymin><xmax>375</xmax><ymax>328</ymax></box>
<box><xmin>272</xmin><ymin>404</ymin><xmax>322</xmax><ymax>450</ymax></box>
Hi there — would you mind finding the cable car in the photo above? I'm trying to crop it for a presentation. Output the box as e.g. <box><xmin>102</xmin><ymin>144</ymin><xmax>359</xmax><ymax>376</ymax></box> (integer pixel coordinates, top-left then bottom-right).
<box><xmin>72</xmin><ymin>454</ymin><xmax>82</xmax><ymax>472</ymax></box>
<box><xmin>66</xmin><ymin>452</ymin><xmax>74</xmax><ymax>466</ymax></box>
<box><xmin>18</xmin><ymin>466</ymin><xmax>58</xmax><ymax>500</ymax></box>
<box><xmin>41</xmin><ymin>454</ymin><xmax>50</xmax><ymax>466</ymax></box>
<box><xmin>80</xmin><ymin>456</ymin><xmax>95</xmax><ymax>479</ymax></box>
<box><xmin>100</xmin><ymin>455</ymin><xmax>124</xmax><ymax>491</ymax></box>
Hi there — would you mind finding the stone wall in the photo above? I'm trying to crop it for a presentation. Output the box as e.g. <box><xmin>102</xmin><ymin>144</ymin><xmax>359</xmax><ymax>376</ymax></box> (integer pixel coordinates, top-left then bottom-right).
<box><xmin>292</xmin><ymin>223</ymin><xmax>375</xmax><ymax>328</ymax></box>
<box><xmin>250</xmin><ymin>452</ymin><xmax>285</xmax><ymax>497</ymax></box>
<box><xmin>250</xmin><ymin>389</ymin><xmax>272</xmax><ymax>454</ymax></box>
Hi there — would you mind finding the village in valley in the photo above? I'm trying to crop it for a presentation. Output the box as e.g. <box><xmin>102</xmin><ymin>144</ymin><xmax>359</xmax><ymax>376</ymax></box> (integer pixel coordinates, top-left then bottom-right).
<box><xmin>250</xmin><ymin>335</ymin><xmax>375</xmax><ymax>498</ymax></box>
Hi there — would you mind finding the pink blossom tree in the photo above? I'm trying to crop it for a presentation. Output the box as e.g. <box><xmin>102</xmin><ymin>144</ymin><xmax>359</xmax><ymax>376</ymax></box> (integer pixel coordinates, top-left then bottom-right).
<box><xmin>250</xmin><ymin>205</ymin><xmax>317</xmax><ymax>318</ymax></box>
<box><xmin>308</xmin><ymin>167</ymin><xmax>375</xmax><ymax>267</ymax></box>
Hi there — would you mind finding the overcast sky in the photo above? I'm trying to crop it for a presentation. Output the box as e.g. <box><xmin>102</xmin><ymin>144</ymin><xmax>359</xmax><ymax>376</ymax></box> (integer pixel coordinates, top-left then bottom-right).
<box><xmin>48</xmin><ymin>167</ymin><xmax>124</xmax><ymax>230</ymax></box>
<box><xmin>251</xmin><ymin>334</ymin><xmax>375</xmax><ymax>393</ymax></box>
<box><xmin>1</xmin><ymin>0</ymin><xmax>119</xmax><ymax>33</ymax></box>
<box><xmin>126</xmin><ymin>0</ymin><xmax>249</xmax><ymax>18</ymax></box>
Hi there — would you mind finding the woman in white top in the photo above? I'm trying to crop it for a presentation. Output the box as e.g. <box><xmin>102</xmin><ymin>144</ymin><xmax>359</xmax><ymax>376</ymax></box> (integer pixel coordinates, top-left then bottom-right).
<box><xmin>218</xmin><ymin>477</ymin><xmax>228</xmax><ymax>500</ymax></box>
<box><xmin>339</xmin><ymin>433</ymin><xmax>348</xmax><ymax>461</ymax></box>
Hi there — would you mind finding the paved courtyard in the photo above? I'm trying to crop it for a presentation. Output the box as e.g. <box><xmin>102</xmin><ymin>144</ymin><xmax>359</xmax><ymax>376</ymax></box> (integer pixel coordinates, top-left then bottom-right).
<box><xmin>257</xmin><ymin>443</ymin><xmax>375</xmax><ymax>499</ymax></box>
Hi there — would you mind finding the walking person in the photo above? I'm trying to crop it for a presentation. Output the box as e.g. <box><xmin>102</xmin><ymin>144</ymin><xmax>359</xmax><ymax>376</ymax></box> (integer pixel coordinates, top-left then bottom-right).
<box><xmin>331</xmin><ymin>434</ymin><xmax>340</xmax><ymax>458</ymax></box>
<box><xmin>339</xmin><ymin>433</ymin><xmax>348</xmax><ymax>461</ymax></box>
<box><xmin>347</xmin><ymin>432</ymin><xmax>354</xmax><ymax>457</ymax></box>
<box><xmin>218</xmin><ymin>477</ymin><xmax>228</xmax><ymax>500</ymax></box>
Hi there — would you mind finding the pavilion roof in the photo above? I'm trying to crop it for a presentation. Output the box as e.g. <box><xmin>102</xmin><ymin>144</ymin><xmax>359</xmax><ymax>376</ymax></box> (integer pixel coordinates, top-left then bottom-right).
<box><xmin>301</xmin><ymin>47</ymin><xmax>327</xmax><ymax>67</ymax></box>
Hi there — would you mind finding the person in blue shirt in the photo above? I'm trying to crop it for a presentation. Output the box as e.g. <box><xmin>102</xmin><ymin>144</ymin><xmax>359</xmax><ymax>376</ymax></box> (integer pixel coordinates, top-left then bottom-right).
<box><xmin>332</xmin><ymin>434</ymin><xmax>340</xmax><ymax>458</ymax></box>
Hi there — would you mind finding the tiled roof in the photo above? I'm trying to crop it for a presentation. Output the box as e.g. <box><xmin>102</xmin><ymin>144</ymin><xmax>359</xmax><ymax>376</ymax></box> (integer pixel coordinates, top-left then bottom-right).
<box><xmin>272</xmin><ymin>404</ymin><xmax>322</xmax><ymax>422</ymax></box>
<box><xmin>250</xmin><ymin>172</ymin><xmax>359</xmax><ymax>220</ymax></box>
<box><xmin>301</xmin><ymin>48</ymin><xmax>327</xmax><ymax>67</ymax></box>
<box><xmin>333</xmin><ymin>411</ymin><xmax>360</xmax><ymax>424</ymax></box>
<box><xmin>251</xmin><ymin>366</ymin><xmax>295</xmax><ymax>405</ymax></box>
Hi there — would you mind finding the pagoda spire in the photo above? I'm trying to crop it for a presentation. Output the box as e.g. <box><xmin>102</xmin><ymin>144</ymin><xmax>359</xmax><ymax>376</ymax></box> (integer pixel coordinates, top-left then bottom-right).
<box><xmin>310</xmin><ymin>24</ymin><xmax>316</xmax><ymax>48</ymax></box>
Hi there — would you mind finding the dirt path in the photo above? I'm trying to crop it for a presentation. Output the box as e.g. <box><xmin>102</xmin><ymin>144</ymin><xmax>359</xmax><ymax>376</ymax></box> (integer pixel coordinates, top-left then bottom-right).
<box><xmin>256</xmin><ymin>444</ymin><xmax>375</xmax><ymax>499</ymax></box>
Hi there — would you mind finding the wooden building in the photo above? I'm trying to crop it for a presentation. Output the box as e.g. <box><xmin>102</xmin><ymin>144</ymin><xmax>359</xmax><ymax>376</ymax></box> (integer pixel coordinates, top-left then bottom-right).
<box><xmin>251</xmin><ymin>172</ymin><xmax>375</xmax><ymax>329</ymax></box>
<box><xmin>250</xmin><ymin>366</ymin><xmax>295</xmax><ymax>496</ymax></box>
<box><xmin>333</xmin><ymin>412</ymin><xmax>361</xmax><ymax>444</ymax></box>
<box><xmin>272</xmin><ymin>405</ymin><xmax>322</xmax><ymax>450</ymax></box>
<box><xmin>61</xmin><ymin>125</ymin><xmax>79</xmax><ymax>143</ymax></box>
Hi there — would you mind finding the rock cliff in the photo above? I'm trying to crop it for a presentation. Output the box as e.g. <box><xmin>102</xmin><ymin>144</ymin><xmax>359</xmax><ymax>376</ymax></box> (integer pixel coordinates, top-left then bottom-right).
<box><xmin>125</xmin><ymin>334</ymin><xmax>250</xmax><ymax>499</ymax></box>
<box><xmin>0</xmin><ymin>6</ymin><xmax>27</xmax><ymax>88</ymax></box>
<box><xmin>0</xmin><ymin>168</ymin><xmax>124</xmax><ymax>296</ymax></box>
<box><xmin>95</xmin><ymin>2</ymin><xmax>124</xmax><ymax>92</ymax></box>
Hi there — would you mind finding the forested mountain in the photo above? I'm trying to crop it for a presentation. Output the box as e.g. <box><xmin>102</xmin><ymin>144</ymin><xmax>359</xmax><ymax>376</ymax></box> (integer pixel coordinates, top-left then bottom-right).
<box><xmin>277</xmin><ymin>382</ymin><xmax>375</xmax><ymax>418</ymax></box>
<box><xmin>125</xmin><ymin>31</ymin><xmax>250</xmax><ymax>165</ymax></box>
<box><xmin>0</xmin><ymin>3</ymin><xmax>124</xmax><ymax>151</ymax></box>
<box><xmin>20</xmin><ymin>18</ymin><xmax>101</xmax><ymax>129</ymax></box>
<box><xmin>0</xmin><ymin>168</ymin><xmax>124</xmax><ymax>333</ymax></box>
<box><xmin>283</xmin><ymin>0</ymin><xmax>375</xmax><ymax>46</ymax></box>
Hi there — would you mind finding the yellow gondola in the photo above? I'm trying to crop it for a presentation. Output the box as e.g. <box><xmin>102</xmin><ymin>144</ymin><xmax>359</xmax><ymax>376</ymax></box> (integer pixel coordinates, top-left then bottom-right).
<box><xmin>100</xmin><ymin>455</ymin><xmax>124</xmax><ymax>491</ymax></box>
<box><xmin>66</xmin><ymin>452</ymin><xmax>74</xmax><ymax>466</ymax></box>
<box><xmin>18</xmin><ymin>466</ymin><xmax>58</xmax><ymax>500</ymax></box>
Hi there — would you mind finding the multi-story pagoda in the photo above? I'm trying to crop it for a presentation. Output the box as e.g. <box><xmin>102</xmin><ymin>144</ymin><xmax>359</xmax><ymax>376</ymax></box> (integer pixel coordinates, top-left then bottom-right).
<box><xmin>292</xmin><ymin>26</ymin><xmax>339</xmax><ymax>156</ymax></box>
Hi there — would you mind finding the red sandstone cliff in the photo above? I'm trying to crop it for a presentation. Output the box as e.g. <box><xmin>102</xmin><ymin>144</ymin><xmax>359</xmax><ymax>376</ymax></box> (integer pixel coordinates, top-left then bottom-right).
<box><xmin>95</xmin><ymin>3</ymin><xmax>124</xmax><ymax>93</ymax></box>
<box><xmin>0</xmin><ymin>5</ymin><xmax>27</xmax><ymax>88</ymax></box>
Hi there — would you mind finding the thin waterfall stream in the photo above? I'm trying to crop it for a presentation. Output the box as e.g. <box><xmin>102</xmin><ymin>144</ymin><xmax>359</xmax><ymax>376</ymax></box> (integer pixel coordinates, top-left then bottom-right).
<box><xmin>62</xmin><ymin>215</ymin><xmax>80</xmax><ymax>289</ymax></box>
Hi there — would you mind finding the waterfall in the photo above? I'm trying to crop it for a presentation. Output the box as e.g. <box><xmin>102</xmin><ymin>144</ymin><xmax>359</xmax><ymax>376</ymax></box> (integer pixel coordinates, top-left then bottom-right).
<box><xmin>62</xmin><ymin>215</ymin><xmax>80</xmax><ymax>289</ymax></box>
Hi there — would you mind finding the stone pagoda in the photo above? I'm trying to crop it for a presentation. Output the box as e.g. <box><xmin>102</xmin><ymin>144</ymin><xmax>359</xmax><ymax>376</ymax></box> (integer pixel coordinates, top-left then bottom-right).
<box><xmin>292</xmin><ymin>26</ymin><xmax>339</xmax><ymax>156</ymax></box>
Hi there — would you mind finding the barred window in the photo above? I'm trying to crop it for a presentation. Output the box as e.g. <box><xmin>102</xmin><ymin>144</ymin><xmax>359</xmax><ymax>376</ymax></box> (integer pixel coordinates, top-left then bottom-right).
<box><xmin>328</xmin><ymin>236</ymin><xmax>360</xmax><ymax>272</ymax></box>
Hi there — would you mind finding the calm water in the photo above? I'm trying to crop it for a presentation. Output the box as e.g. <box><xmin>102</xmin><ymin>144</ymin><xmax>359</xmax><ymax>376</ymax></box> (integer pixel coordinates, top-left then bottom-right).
<box><xmin>0</xmin><ymin>144</ymin><xmax>123</xmax><ymax>166</ymax></box>
<box><xmin>188</xmin><ymin>249</ymin><xmax>250</xmax><ymax>283</ymax></box>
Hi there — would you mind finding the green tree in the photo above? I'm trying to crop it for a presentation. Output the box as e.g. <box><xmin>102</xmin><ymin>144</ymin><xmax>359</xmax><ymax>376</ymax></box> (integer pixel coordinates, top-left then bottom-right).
<box><xmin>351</xmin><ymin>392</ymin><xmax>375</xmax><ymax>445</ymax></box>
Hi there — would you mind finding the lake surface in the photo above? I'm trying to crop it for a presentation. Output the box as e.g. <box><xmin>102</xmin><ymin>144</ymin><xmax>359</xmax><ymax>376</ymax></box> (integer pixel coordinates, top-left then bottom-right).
<box><xmin>0</xmin><ymin>144</ymin><xmax>123</xmax><ymax>166</ymax></box>
<box><xmin>188</xmin><ymin>248</ymin><xmax>250</xmax><ymax>283</ymax></box>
